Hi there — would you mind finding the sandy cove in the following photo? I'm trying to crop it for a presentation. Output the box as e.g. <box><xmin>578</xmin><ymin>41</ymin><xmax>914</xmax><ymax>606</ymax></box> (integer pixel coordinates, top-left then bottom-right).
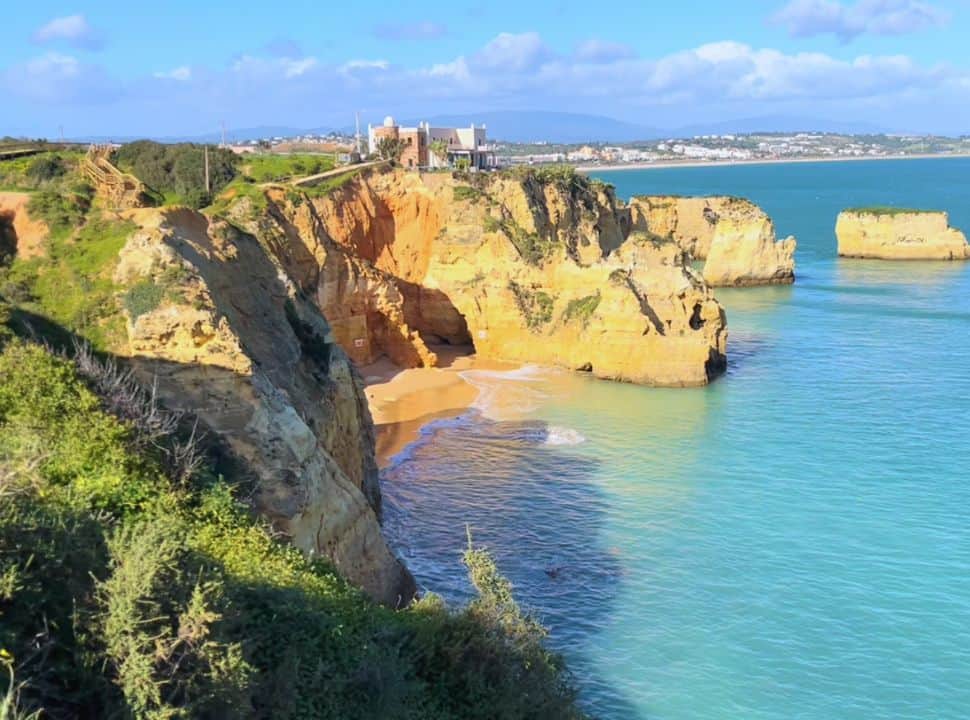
<box><xmin>362</xmin><ymin>345</ymin><xmax>517</xmax><ymax>467</ymax></box>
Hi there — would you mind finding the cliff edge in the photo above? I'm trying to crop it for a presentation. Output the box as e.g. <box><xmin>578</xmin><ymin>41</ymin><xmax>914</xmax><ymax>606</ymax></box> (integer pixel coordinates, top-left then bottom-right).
<box><xmin>836</xmin><ymin>209</ymin><xmax>970</xmax><ymax>260</ymax></box>
<box><xmin>113</xmin><ymin>206</ymin><xmax>415</xmax><ymax>604</ymax></box>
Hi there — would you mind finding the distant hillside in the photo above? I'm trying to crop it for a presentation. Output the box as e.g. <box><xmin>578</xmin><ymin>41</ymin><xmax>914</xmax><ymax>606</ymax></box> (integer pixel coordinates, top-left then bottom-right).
<box><xmin>70</xmin><ymin>125</ymin><xmax>339</xmax><ymax>144</ymax></box>
<box><xmin>675</xmin><ymin>115</ymin><xmax>886</xmax><ymax>137</ymax></box>
<box><xmin>399</xmin><ymin>111</ymin><xmax>663</xmax><ymax>143</ymax></box>
<box><xmin>66</xmin><ymin>111</ymin><xmax>894</xmax><ymax>146</ymax></box>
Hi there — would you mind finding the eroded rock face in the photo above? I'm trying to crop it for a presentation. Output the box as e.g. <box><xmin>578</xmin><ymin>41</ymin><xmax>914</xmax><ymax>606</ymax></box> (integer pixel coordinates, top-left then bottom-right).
<box><xmin>114</xmin><ymin>207</ymin><xmax>415</xmax><ymax>605</ymax></box>
<box><xmin>630</xmin><ymin>195</ymin><xmax>795</xmax><ymax>286</ymax></box>
<box><xmin>269</xmin><ymin>169</ymin><xmax>727</xmax><ymax>387</ymax></box>
<box><xmin>702</xmin><ymin>206</ymin><xmax>796</xmax><ymax>287</ymax></box>
<box><xmin>0</xmin><ymin>192</ymin><xmax>49</xmax><ymax>260</ymax></box>
<box><xmin>836</xmin><ymin>210</ymin><xmax>970</xmax><ymax>260</ymax></box>
<box><xmin>629</xmin><ymin>196</ymin><xmax>732</xmax><ymax>259</ymax></box>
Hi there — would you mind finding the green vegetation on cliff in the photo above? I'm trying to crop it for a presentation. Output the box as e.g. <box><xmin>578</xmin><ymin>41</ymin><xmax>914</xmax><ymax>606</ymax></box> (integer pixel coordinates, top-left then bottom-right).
<box><xmin>0</xmin><ymin>328</ymin><xmax>585</xmax><ymax>719</ymax></box>
<box><xmin>562</xmin><ymin>292</ymin><xmax>601</xmax><ymax>327</ymax></box>
<box><xmin>0</xmin><ymin>210</ymin><xmax>133</xmax><ymax>351</ymax></box>
<box><xmin>509</xmin><ymin>281</ymin><xmax>555</xmax><ymax>331</ymax></box>
<box><xmin>844</xmin><ymin>206</ymin><xmax>940</xmax><ymax>216</ymax></box>
<box><xmin>0</xmin><ymin>151</ymin><xmax>84</xmax><ymax>192</ymax></box>
<box><xmin>113</xmin><ymin>141</ymin><xmax>239</xmax><ymax>209</ymax></box>
<box><xmin>242</xmin><ymin>153</ymin><xmax>335</xmax><ymax>183</ymax></box>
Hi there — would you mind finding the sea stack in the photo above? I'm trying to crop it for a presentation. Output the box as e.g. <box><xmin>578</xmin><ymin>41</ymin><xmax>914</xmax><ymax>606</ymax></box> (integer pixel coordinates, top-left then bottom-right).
<box><xmin>629</xmin><ymin>195</ymin><xmax>796</xmax><ymax>286</ymax></box>
<box><xmin>836</xmin><ymin>208</ymin><xmax>970</xmax><ymax>260</ymax></box>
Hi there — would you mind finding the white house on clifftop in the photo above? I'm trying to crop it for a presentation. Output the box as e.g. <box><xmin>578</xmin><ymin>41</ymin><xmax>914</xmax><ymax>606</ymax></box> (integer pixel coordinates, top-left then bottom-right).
<box><xmin>368</xmin><ymin>117</ymin><xmax>496</xmax><ymax>170</ymax></box>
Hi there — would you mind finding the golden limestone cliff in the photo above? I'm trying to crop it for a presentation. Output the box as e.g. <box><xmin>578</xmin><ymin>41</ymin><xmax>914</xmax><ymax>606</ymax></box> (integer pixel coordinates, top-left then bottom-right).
<box><xmin>629</xmin><ymin>195</ymin><xmax>727</xmax><ymax>259</ymax></box>
<box><xmin>629</xmin><ymin>195</ymin><xmax>796</xmax><ymax>286</ymax></box>
<box><xmin>836</xmin><ymin>209</ymin><xmax>970</xmax><ymax>260</ymax></box>
<box><xmin>243</xmin><ymin>168</ymin><xmax>727</xmax><ymax>387</ymax></box>
<box><xmin>112</xmin><ymin>206</ymin><xmax>414</xmax><ymax>605</ymax></box>
<box><xmin>701</xmin><ymin>206</ymin><xmax>796</xmax><ymax>287</ymax></box>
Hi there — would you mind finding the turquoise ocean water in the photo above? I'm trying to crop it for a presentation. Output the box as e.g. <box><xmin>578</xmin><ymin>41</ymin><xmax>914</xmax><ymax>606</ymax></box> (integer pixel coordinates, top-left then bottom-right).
<box><xmin>382</xmin><ymin>158</ymin><xmax>970</xmax><ymax>719</ymax></box>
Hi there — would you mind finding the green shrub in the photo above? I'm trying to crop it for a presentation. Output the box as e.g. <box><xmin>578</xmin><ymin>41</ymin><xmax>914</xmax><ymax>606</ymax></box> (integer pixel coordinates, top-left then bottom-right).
<box><xmin>113</xmin><ymin>141</ymin><xmax>239</xmax><ymax>209</ymax></box>
<box><xmin>503</xmin><ymin>219</ymin><xmax>559</xmax><ymax>266</ymax></box>
<box><xmin>562</xmin><ymin>292</ymin><xmax>601</xmax><ymax>327</ymax></box>
<box><xmin>453</xmin><ymin>185</ymin><xmax>483</xmax><ymax>203</ymax></box>
<box><xmin>25</xmin><ymin>155</ymin><xmax>66</xmax><ymax>183</ymax></box>
<box><xmin>0</xmin><ymin>151</ymin><xmax>82</xmax><ymax>192</ymax></box>
<box><xmin>122</xmin><ymin>280</ymin><xmax>165</xmax><ymax>320</ymax></box>
<box><xmin>844</xmin><ymin>206</ymin><xmax>938</xmax><ymax>216</ymax></box>
<box><xmin>509</xmin><ymin>281</ymin><xmax>554</xmax><ymax>331</ymax></box>
<box><xmin>482</xmin><ymin>215</ymin><xmax>502</xmax><ymax>234</ymax></box>
<box><xmin>27</xmin><ymin>184</ymin><xmax>94</xmax><ymax>234</ymax></box>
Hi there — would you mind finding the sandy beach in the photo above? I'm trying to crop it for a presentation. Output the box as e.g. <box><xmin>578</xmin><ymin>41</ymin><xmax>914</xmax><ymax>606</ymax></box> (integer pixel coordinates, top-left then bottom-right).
<box><xmin>362</xmin><ymin>345</ymin><xmax>517</xmax><ymax>466</ymax></box>
<box><xmin>575</xmin><ymin>152</ymin><xmax>970</xmax><ymax>174</ymax></box>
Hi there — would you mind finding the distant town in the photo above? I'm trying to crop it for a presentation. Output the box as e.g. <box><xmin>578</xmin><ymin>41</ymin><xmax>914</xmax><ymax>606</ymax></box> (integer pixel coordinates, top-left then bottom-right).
<box><xmin>6</xmin><ymin>125</ymin><xmax>970</xmax><ymax>173</ymax></box>
<box><xmin>215</xmin><ymin>127</ymin><xmax>970</xmax><ymax>169</ymax></box>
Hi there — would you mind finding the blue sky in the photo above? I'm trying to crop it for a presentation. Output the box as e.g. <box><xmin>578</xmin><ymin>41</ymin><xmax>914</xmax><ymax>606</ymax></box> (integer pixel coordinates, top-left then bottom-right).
<box><xmin>3</xmin><ymin>0</ymin><xmax>970</xmax><ymax>137</ymax></box>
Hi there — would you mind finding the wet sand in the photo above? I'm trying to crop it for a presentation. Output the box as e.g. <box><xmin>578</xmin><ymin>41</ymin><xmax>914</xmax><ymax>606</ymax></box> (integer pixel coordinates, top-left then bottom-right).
<box><xmin>363</xmin><ymin>345</ymin><xmax>517</xmax><ymax>466</ymax></box>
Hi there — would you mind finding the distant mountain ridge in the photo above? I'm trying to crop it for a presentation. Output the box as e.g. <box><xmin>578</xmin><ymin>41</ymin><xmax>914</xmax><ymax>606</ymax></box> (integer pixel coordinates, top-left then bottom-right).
<box><xmin>66</xmin><ymin>111</ymin><xmax>897</xmax><ymax>145</ymax></box>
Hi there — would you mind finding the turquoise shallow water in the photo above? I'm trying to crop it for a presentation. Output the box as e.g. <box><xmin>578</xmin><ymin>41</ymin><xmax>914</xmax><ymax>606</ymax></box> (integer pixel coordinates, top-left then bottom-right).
<box><xmin>382</xmin><ymin>158</ymin><xmax>970</xmax><ymax>719</ymax></box>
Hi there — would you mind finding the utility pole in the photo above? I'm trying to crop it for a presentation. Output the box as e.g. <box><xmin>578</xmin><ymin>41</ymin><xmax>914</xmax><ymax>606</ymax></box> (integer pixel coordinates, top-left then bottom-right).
<box><xmin>355</xmin><ymin>111</ymin><xmax>362</xmax><ymax>155</ymax></box>
<box><xmin>220</xmin><ymin>120</ymin><xmax>227</xmax><ymax>148</ymax></box>
<box><xmin>204</xmin><ymin>145</ymin><xmax>210</xmax><ymax>194</ymax></box>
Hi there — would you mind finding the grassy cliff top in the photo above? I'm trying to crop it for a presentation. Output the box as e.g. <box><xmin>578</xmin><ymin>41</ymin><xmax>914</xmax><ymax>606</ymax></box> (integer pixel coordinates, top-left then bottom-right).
<box><xmin>843</xmin><ymin>206</ymin><xmax>943</xmax><ymax>216</ymax></box>
<box><xmin>0</xmin><ymin>150</ymin><xmax>85</xmax><ymax>193</ymax></box>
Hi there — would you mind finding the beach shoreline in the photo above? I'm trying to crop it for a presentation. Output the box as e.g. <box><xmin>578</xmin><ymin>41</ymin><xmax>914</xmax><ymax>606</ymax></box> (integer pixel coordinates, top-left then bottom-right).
<box><xmin>575</xmin><ymin>152</ymin><xmax>970</xmax><ymax>174</ymax></box>
<box><xmin>363</xmin><ymin>346</ymin><xmax>517</xmax><ymax>467</ymax></box>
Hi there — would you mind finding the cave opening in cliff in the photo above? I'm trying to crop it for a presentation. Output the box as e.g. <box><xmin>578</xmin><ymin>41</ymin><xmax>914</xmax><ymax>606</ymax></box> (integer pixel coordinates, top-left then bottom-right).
<box><xmin>397</xmin><ymin>279</ymin><xmax>473</xmax><ymax>350</ymax></box>
<box><xmin>689</xmin><ymin>303</ymin><xmax>706</xmax><ymax>330</ymax></box>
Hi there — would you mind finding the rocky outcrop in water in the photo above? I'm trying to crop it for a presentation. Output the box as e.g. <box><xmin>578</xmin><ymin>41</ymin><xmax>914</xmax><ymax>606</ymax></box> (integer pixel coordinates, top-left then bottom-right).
<box><xmin>113</xmin><ymin>206</ymin><xmax>414</xmax><ymax>605</ymax></box>
<box><xmin>701</xmin><ymin>205</ymin><xmax>796</xmax><ymax>287</ymax></box>
<box><xmin>629</xmin><ymin>195</ymin><xmax>796</xmax><ymax>286</ymax></box>
<box><xmin>252</xmin><ymin>169</ymin><xmax>728</xmax><ymax>387</ymax></box>
<box><xmin>836</xmin><ymin>209</ymin><xmax>970</xmax><ymax>260</ymax></box>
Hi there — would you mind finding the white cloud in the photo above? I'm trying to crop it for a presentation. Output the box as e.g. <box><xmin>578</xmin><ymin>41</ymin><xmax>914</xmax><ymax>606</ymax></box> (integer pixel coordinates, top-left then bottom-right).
<box><xmin>3</xmin><ymin>52</ymin><xmax>120</xmax><ymax>104</ymax></box>
<box><xmin>771</xmin><ymin>0</ymin><xmax>950</xmax><ymax>41</ymax></box>
<box><xmin>407</xmin><ymin>35</ymin><xmax>947</xmax><ymax>107</ymax></box>
<box><xmin>338</xmin><ymin>59</ymin><xmax>390</xmax><ymax>74</ymax></box>
<box><xmin>473</xmin><ymin>32</ymin><xmax>551</xmax><ymax>72</ymax></box>
<box><xmin>25</xmin><ymin>52</ymin><xmax>80</xmax><ymax>78</ymax></box>
<box><xmin>4</xmin><ymin>31</ymin><xmax>967</xmax><ymax>135</ymax></box>
<box><xmin>154</xmin><ymin>65</ymin><xmax>191</xmax><ymax>81</ymax></box>
<box><xmin>32</xmin><ymin>14</ymin><xmax>103</xmax><ymax>50</ymax></box>
<box><xmin>425</xmin><ymin>57</ymin><xmax>471</xmax><ymax>82</ymax></box>
<box><xmin>575</xmin><ymin>39</ymin><xmax>636</xmax><ymax>64</ymax></box>
<box><xmin>231</xmin><ymin>54</ymin><xmax>318</xmax><ymax>79</ymax></box>
<box><xmin>283</xmin><ymin>57</ymin><xmax>318</xmax><ymax>78</ymax></box>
